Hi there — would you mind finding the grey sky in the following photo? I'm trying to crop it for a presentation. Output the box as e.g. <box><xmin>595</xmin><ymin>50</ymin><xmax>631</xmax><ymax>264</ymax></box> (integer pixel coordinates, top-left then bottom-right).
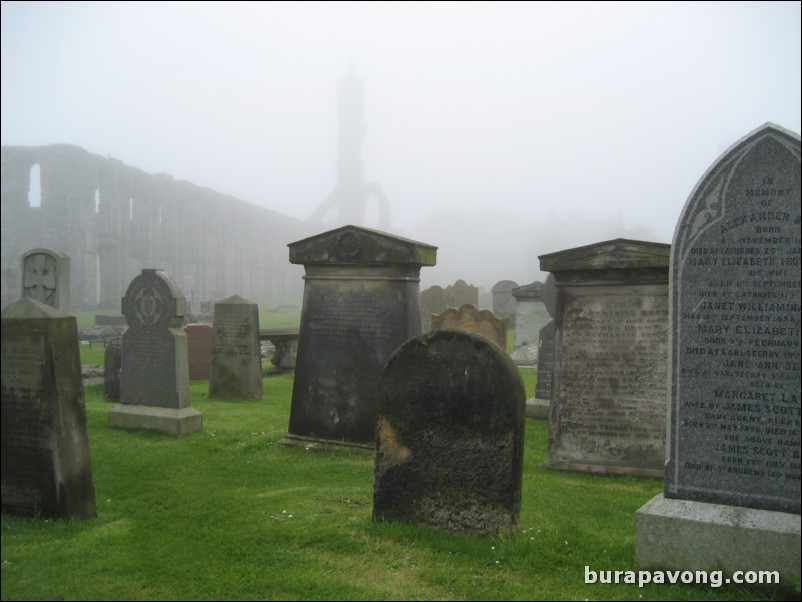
<box><xmin>2</xmin><ymin>1</ymin><xmax>800</xmax><ymax>289</ymax></box>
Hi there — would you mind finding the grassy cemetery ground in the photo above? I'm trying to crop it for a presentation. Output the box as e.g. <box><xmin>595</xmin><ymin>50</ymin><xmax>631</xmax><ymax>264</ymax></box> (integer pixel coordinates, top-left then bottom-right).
<box><xmin>2</xmin><ymin>312</ymin><xmax>794</xmax><ymax>600</ymax></box>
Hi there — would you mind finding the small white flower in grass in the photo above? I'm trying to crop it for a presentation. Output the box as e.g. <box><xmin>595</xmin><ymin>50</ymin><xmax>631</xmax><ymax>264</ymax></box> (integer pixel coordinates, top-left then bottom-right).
<box><xmin>288</xmin><ymin>514</ymin><xmax>293</xmax><ymax>518</ymax></box>
<box><xmin>491</xmin><ymin>546</ymin><xmax>495</xmax><ymax>550</ymax></box>
<box><xmin>282</xmin><ymin>510</ymin><xmax>287</xmax><ymax>514</ymax></box>
<box><xmin>564</xmin><ymin>541</ymin><xmax>568</xmax><ymax>545</ymax></box>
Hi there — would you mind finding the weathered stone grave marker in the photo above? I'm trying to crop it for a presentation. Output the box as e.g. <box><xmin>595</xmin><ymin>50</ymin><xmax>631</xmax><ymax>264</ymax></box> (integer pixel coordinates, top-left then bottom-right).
<box><xmin>21</xmin><ymin>248</ymin><xmax>70</xmax><ymax>310</ymax></box>
<box><xmin>109</xmin><ymin>269</ymin><xmax>202</xmax><ymax>436</ymax></box>
<box><xmin>527</xmin><ymin>274</ymin><xmax>557</xmax><ymax>418</ymax></box>
<box><xmin>208</xmin><ymin>295</ymin><xmax>263</xmax><ymax>400</ymax></box>
<box><xmin>281</xmin><ymin>225</ymin><xmax>436</xmax><ymax>449</ymax></box>
<box><xmin>491</xmin><ymin>280</ymin><xmax>519</xmax><ymax>327</ymax></box>
<box><xmin>541</xmin><ymin>239</ymin><xmax>670</xmax><ymax>476</ymax></box>
<box><xmin>373</xmin><ymin>329</ymin><xmax>526</xmax><ymax>534</ymax></box>
<box><xmin>431</xmin><ymin>303</ymin><xmax>508</xmax><ymax>349</ymax></box>
<box><xmin>636</xmin><ymin>123</ymin><xmax>801</xmax><ymax>583</ymax></box>
<box><xmin>1</xmin><ymin>298</ymin><xmax>97</xmax><ymax>520</ymax></box>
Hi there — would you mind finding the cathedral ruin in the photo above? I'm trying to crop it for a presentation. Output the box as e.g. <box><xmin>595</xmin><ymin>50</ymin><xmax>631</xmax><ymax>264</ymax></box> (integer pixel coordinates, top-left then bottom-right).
<box><xmin>1</xmin><ymin>144</ymin><xmax>313</xmax><ymax>310</ymax></box>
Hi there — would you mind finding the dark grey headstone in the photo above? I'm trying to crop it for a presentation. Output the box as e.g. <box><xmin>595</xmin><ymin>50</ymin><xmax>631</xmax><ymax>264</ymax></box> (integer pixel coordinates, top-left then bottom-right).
<box><xmin>1</xmin><ymin>298</ymin><xmax>96</xmax><ymax>520</ymax></box>
<box><xmin>666</xmin><ymin>123</ymin><xmax>801</xmax><ymax>514</ymax></box>
<box><xmin>540</xmin><ymin>239</ymin><xmax>670</xmax><ymax>476</ymax></box>
<box><xmin>110</xmin><ymin>269</ymin><xmax>201</xmax><ymax>436</ymax></box>
<box><xmin>374</xmin><ymin>329</ymin><xmax>526</xmax><ymax>534</ymax></box>
<box><xmin>209</xmin><ymin>295</ymin><xmax>263</xmax><ymax>400</ymax></box>
<box><xmin>282</xmin><ymin>226</ymin><xmax>436</xmax><ymax>449</ymax></box>
<box><xmin>535</xmin><ymin>320</ymin><xmax>555</xmax><ymax>400</ymax></box>
<box><xmin>21</xmin><ymin>248</ymin><xmax>70</xmax><ymax>310</ymax></box>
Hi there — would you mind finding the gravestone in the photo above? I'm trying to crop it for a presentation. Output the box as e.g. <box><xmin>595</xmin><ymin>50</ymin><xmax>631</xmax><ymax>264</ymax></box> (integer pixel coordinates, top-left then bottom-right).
<box><xmin>281</xmin><ymin>225</ymin><xmax>436</xmax><ymax>449</ymax></box>
<box><xmin>1</xmin><ymin>298</ymin><xmax>96</xmax><ymax>520</ymax></box>
<box><xmin>419</xmin><ymin>285</ymin><xmax>448</xmax><ymax>333</ymax></box>
<box><xmin>491</xmin><ymin>280</ymin><xmax>518</xmax><ymax>327</ymax></box>
<box><xmin>373</xmin><ymin>329</ymin><xmax>526</xmax><ymax>534</ymax></box>
<box><xmin>21</xmin><ymin>248</ymin><xmax>70</xmax><ymax>310</ymax></box>
<box><xmin>478</xmin><ymin>288</ymin><xmax>493</xmax><ymax>310</ymax></box>
<box><xmin>103</xmin><ymin>335</ymin><xmax>122</xmax><ymax>401</ymax></box>
<box><xmin>448</xmin><ymin>279</ymin><xmax>479</xmax><ymax>308</ymax></box>
<box><xmin>208</xmin><ymin>295</ymin><xmax>263</xmax><ymax>400</ymax></box>
<box><xmin>420</xmin><ymin>280</ymin><xmax>478</xmax><ymax>333</ymax></box>
<box><xmin>184</xmin><ymin>323</ymin><xmax>214</xmax><ymax>380</ymax></box>
<box><xmin>512</xmin><ymin>282</ymin><xmax>549</xmax><ymax>347</ymax></box>
<box><xmin>528</xmin><ymin>274</ymin><xmax>557</xmax><ymax>419</ymax></box>
<box><xmin>541</xmin><ymin>239</ymin><xmax>670</xmax><ymax>476</ymax></box>
<box><xmin>109</xmin><ymin>269</ymin><xmax>202</xmax><ymax>436</ymax></box>
<box><xmin>431</xmin><ymin>303</ymin><xmax>508</xmax><ymax>349</ymax></box>
<box><xmin>637</xmin><ymin>123</ymin><xmax>801</xmax><ymax>583</ymax></box>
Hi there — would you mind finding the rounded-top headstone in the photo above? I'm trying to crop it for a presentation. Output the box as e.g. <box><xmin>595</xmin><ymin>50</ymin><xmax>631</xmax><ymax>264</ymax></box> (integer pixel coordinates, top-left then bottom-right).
<box><xmin>122</xmin><ymin>269</ymin><xmax>186</xmax><ymax>330</ymax></box>
<box><xmin>374</xmin><ymin>329</ymin><xmax>526</xmax><ymax>534</ymax></box>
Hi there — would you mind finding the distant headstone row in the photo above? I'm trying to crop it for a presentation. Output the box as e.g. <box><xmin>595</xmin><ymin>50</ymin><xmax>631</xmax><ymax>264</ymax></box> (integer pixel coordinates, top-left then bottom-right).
<box><xmin>420</xmin><ymin>279</ymin><xmax>479</xmax><ymax>332</ymax></box>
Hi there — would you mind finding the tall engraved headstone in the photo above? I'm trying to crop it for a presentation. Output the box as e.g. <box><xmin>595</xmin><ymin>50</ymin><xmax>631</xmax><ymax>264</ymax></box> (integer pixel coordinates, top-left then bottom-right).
<box><xmin>281</xmin><ymin>225</ymin><xmax>436</xmax><ymax>449</ymax></box>
<box><xmin>374</xmin><ymin>330</ymin><xmax>526</xmax><ymax>534</ymax></box>
<box><xmin>109</xmin><ymin>269</ymin><xmax>202</xmax><ymax>436</ymax></box>
<box><xmin>208</xmin><ymin>295</ymin><xmax>263</xmax><ymax>400</ymax></box>
<box><xmin>21</xmin><ymin>248</ymin><xmax>70</xmax><ymax>310</ymax></box>
<box><xmin>637</xmin><ymin>123</ymin><xmax>801</xmax><ymax>582</ymax></box>
<box><xmin>1</xmin><ymin>298</ymin><xmax>96</xmax><ymax>520</ymax></box>
<box><xmin>541</xmin><ymin>239</ymin><xmax>670</xmax><ymax>476</ymax></box>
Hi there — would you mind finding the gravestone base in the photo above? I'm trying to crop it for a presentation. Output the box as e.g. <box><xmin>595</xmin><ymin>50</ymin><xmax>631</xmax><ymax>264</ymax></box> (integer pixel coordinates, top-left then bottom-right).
<box><xmin>278</xmin><ymin>433</ymin><xmax>373</xmax><ymax>452</ymax></box>
<box><xmin>108</xmin><ymin>404</ymin><xmax>202</xmax><ymax>437</ymax></box>
<box><xmin>636</xmin><ymin>494</ymin><xmax>801</xmax><ymax>584</ymax></box>
<box><xmin>525</xmin><ymin>398</ymin><xmax>550</xmax><ymax>419</ymax></box>
<box><xmin>544</xmin><ymin>459</ymin><xmax>663</xmax><ymax>478</ymax></box>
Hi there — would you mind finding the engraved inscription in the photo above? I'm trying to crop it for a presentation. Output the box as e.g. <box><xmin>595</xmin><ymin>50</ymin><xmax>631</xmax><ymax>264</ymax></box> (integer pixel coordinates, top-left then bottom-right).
<box><xmin>676</xmin><ymin>164</ymin><xmax>802</xmax><ymax>497</ymax></box>
<box><xmin>214</xmin><ymin>317</ymin><xmax>254</xmax><ymax>355</ymax></box>
<box><xmin>555</xmin><ymin>291</ymin><xmax>668</xmax><ymax>463</ymax></box>
<box><xmin>308</xmin><ymin>294</ymin><xmax>394</xmax><ymax>341</ymax></box>
<box><xmin>1</xmin><ymin>332</ymin><xmax>55</xmax><ymax>509</ymax></box>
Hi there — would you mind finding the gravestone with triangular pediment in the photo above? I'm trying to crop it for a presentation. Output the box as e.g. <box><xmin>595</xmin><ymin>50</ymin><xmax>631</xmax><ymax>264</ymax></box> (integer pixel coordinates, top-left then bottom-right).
<box><xmin>540</xmin><ymin>239</ymin><xmax>670</xmax><ymax>476</ymax></box>
<box><xmin>280</xmin><ymin>225</ymin><xmax>436</xmax><ymax>450</ymax></box>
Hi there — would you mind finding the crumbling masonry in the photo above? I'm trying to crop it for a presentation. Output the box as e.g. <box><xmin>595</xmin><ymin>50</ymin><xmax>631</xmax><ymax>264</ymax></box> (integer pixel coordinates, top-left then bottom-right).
<box><xmin>1</xmin><ymin>144</ymin><xmax>312</xmax><ymax>309</ymax></box>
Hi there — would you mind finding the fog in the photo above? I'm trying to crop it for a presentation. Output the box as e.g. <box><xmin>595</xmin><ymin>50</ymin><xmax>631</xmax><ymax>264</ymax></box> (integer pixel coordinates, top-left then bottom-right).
<box><xmin>2</xmin><ymin>1</ymin><xmax>800</xmax><ymax>290</ymax></box>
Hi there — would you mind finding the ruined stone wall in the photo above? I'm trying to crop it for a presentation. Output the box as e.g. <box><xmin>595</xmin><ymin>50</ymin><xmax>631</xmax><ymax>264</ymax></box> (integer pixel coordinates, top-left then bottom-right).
<box><xmin>1</xmin><ymin>144</ymin><xmax>309</xmax><ymax>310</ymax></box>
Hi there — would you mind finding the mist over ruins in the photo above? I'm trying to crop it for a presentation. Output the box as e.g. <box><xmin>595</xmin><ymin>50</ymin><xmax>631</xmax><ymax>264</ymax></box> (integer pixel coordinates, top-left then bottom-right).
<box><xmin>0</xmin><ymin>142</ymin><xmax>317</xmax><ymax>310</ymax></box>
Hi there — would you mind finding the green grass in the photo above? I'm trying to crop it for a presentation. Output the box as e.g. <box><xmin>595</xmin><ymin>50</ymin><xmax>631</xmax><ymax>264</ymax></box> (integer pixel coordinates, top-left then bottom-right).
<box><xmin>2</xmin><ymin>369</ymin><xmax>790</xmax><ymax>601</ymax></box>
